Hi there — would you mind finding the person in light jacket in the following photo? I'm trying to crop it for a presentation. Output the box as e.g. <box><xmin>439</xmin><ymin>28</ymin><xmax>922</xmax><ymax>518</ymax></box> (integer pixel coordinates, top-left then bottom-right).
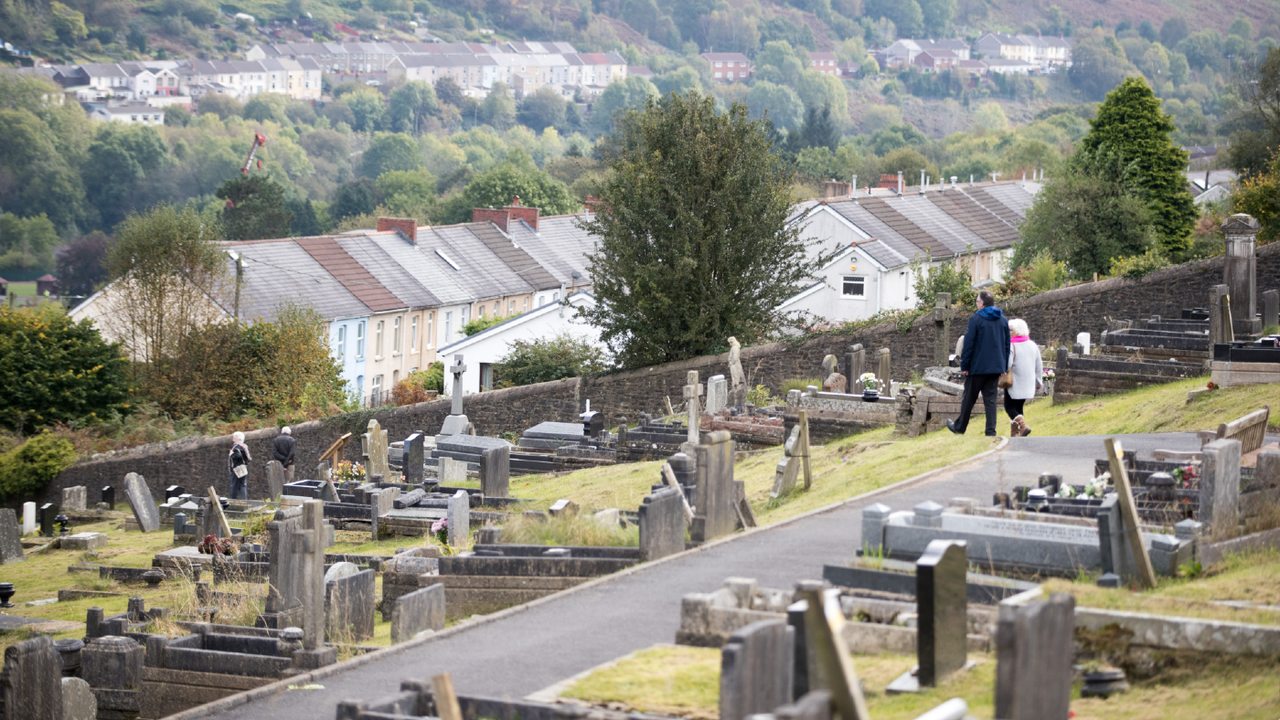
<box><xmin>228</xmin><ymin>431</ymin><xmax>251</xmax><ymax>500</ymax></box>
<box><xmin>1006</xmin><ymin>318</ymin><xmax>1044</xmax><ymax>437</ymax></box>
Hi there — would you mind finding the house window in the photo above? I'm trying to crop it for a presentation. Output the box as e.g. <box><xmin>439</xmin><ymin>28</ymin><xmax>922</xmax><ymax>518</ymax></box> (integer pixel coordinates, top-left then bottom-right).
<box><xmin>478</xmin><ymin>305</ymin><xmax>485</xmax><ymax>318</ymax></box>
<box><xmin>371</xmin><ymin>374</ymin><xmax>382</xmax><ymax>403</ymax></box>
<box><xmin>375</xmin><ymin>321</ymin><xmax>384</xmax><ymax>357</ymax></box>
<box><xmin>508</xmin><ymin>300</ymin><xmax>515</xmax><ymax>314</ymax></box>
<box><xmin>356</xmin><ymin>375</ymin><xmax>364</xmax><ymax>395</ymax></box>
<box><xmin>715</xmin><ymin>61</ymin><xmax>723</xmax><ymax>67</ymax></box>
<box><xmin>842</xmin><ymin>276</ymin><xmax>866</xmax><ymax>297</ymax></box>
<box><xmin>445</xmin><ymin>311</ymin><xmax>452</xmax><ymax>340</ymax></box>
<box><xmin>494</xmin><ymin>301</ymin><xmax>500</xmax><ymax>316</ymax></box>
<box><xmin>336</xmin><ymin>325</ymin><xmax>346</xmax><ymax>358</ymax></box>
<box><xmin>393</xmin><ymin>317</ymin><xmax>402</xmax><ymax>353</ymax></box>
<box><xmin>427</xmin><ymin>312</ymin><xmax>433</xmax><ymax>347</ymax></box>
<box><xmin>356</xmin><ymin>321</ymin><xmax>365</xmax><ymax>357</ymax></box>
<box><xmin>410</xmin><ymin>316</ymin><xmax>418</xmax><ymax>352</ymax></box>
<box><xmin>523</xmin><ymin>298</ymin><xmax>528</xmax><ymax>311</ymax></box>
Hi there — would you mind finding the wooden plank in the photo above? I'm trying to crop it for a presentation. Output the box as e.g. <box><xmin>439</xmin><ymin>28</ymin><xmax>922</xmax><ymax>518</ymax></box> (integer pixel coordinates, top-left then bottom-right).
<box><xmin>432</xmin><ymin>673</ymin><xmax>463</xmax><ymax>720</ymax></box>
<box><xmin>206</xmin><ymin>487</ymin><xmax>233</xmax><ymax>538</ymax></box>
<box><xmin>318</xmin><ymin>432</ymin><xmax>353</xmax><ymax>463</ymax></box>
<box><xmin>798</xmin><ymin>409</ymin><xmax>812</xmax><ymax>491</ymax></box>
<box><xmin>1104</xmin><ymin>438</ymin><xmax>1158</xmax><ymax>589</ymax></box>
<box><xmin>662</xmin><ymin>462</ymin><xmax>696</xmax><ymax>523</ymax></box>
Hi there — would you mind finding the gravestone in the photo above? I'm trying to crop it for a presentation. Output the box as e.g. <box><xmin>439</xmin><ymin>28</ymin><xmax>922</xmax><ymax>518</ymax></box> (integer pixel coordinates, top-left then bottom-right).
<box><xmin>1105</xmin><ymin>438</ymin><xmax>1157</xmax><ymax>588</ymax></box>
<box><xmin>1257</xmin><ymin>448</ymin><xmax>1280</xmax><ymax>489</ymax></box>
<box><xmin>447</xmin><ymin>490</ymin><xmax>469</xmax><ymax>547</ymax></box>
<box><xmin>123</xmin><ymin>473</ymin><xmax>160</xmax><ymax>533</ymax></box>
<box><xmin>296</xmin><ymin>499</ymin><xmax>337</xmax><ymax>668</ymax></box>
<box><xmin>1076</xmin><ymin>332</ymin><xmax>1091</xmax><ymax>356</ymax></box>
<box><xmin>101</xmin><ymin>486</ymin><xmax>114</xmax><ymax>510</ymax></box>
<box><xmin>581</xmin><ymin>409</ymin><xmax>605</xmax><ymax>438</ymax></box>
<box><xmin>21</xmin><ymin>502</ymin><xmax>35</xmax><ymax>535</ymax></box>
<box><xmin>847</xmin><ymin>344</ymin><xmax>865</xmax><ymax>392</ymax></box>
<box><xmin>62</xmin><ymin>486</ymin><xmax>87</xmax><ymax>512</ymax></box>
<box><xmin>932</xmin><ymin>293</ymin><xmax>953</xmax><ymax>365</ymax></box>
<box><xmin>684</xmin><ymin>370</ymin><xmax>705</xmax><ymax>446</ymax></box>
<box><xmin>720</xmin><ymin>619</ymin><xmax>795</xmax><ymax>720</ymax></box>
<box><xmin>916</xmin><ymin>539</ymin><xmax>967</xmax><ymax>686</ymax></box>
<box><xmin>794</xmin><ymin>581</ymin><xmax>872</xmax><ymax>720</ymax></box>
<box><xmin>479</xmin><ymin>445</ymin><xmax>510</xmax><ymax>498</ymax></box>
<box><xmin>326</xmin><ymin>568</ymin><xmax>375</xmax><ymax>641</ymax></box>
<box><xmin>40</xmin><ymin>503</ymin><xmax>56</xmax><ymax>537</ymax></box>
<box><xmin>206</xmin><ymin>487</ymin><xmax>233</xmax><ymax>538</ymax></box>
<box><xmin>1200</xmin><ymin>438</ymin><xmax>1242</xmax><ymax>534</ymax></box>
<box><xmin>995</xmin><ymin>593</ymin><xmax>1075</xmax><ymax>720</ymax></box>
<box><xmin>439</xmin><ymin>457</ymin><xmax>467</xmax><ymax>485</ymax></box>
<box><xmin>262</xmin><ymin>509</ymin><xmax>306</xmax><ymax>629</ymax></box>
<box><xmin>1222</xmin><ymin>213</ymin><xmax>1259</xmax><ymax>328</ymax></box>
<box><xmin>266</xmin><ymin>461</ymin><xmax>285</xmax><ymax>499</ymax></box>
<box><xmin>876</xmin><ymin>348</ymin><xmax>891</xmax><ymax>389</ymax></box>
<box><xmin>821</xmin><ymin>354</ymin><xmax>839</xmax><ymax>377</ymax></box>
<box><xmin>1097</xmin><ymin>495</ymin><xmax>1142</xmax><ymax>586</ymax></box>
<box><xmin>1264</xmin><ymin>289</ymin><xmax>1279</xmax><ymax>330</ymax></box>
<box><xmin>707</xmin><ymin>375</ymin><xmax>728</xmax><ymax>414</ymax></box>
<box><xmin>638</xmin><ymin>486</ymin><xmax>687</xmax><ymax>562</ymax></box>
<box><xmin>727</xmin><ymin>337</ymin><xmax>746</xmax><ymax>406</ymax></box>
<box><xmin>771</xmin><ymin>410</ymin><xmax>811</xmax><ymax>498</ymax></box>
<box><xmin>403</xmin><ymin>433</ymin><xmax>425</xmax><ymax>484</ymax></box>
<box><xmin>0</xmin><ymin>509</ymin><xmax>24</xmax><ymax>565</ymax></box>
<box><xmin>364</xmin><ymin>419</ymin><xmax>390</xmax><ymax>480</ymax></box>
<box><xmin>62</xmin><ymin>676</ymin><xmax>96</xmax><ymax>720</ymax></box>
<box><xmin>390</xmin><ymin>583</ymin><xmax>445</xmax><ymax>643</ymax></box>
<box><xmin>439</xmin><ymin>354</ymin><xmax>470</xmax><ymax>436</ymax></box>
<box><xmin>860</xmin><ymin>503</ymin><xmax>891</xmax><ymax>555</ymax></box>
<box><xmin>1</xmin><ymin>634</ymin><xmax>63</xmax><ymax>720</ymax></box>
<box><xmin>693</xmin><ymin>430</ymin><xmax>735</xmax><ymax>543</ymax></box>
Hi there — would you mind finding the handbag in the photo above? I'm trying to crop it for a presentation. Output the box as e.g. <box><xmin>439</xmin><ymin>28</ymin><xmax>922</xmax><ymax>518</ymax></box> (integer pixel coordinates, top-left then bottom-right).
<box><xmin>233</xmin><ymin>463</ymin><xmax>248</xmax><ymax>479</ymax></box>
<box><xmin>998</xmin><ymin>343</ymin><xmax>1016</xmax><ymax>390</ymax></box>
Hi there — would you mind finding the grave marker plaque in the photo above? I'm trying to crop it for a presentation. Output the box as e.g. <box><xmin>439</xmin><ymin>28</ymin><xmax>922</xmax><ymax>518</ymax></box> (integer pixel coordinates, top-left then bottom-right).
<box><xmin>123</xmin><ymin>473</ymin><xmax>160</xmax><ymax>533</ymax></box>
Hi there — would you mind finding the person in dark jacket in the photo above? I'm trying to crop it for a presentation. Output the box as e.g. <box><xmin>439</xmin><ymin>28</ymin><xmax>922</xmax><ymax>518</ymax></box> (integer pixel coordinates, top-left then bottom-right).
<box><xmin>272</xmin><ymin>426</ymin><xmax>296</xmax><ymax>484</ymax></box>
<box><xmin>948</xmin><ymin>290</ymin><xmax>1011</xmax><ymax>437</ymax></box>
<box><xmin>228</xmin><ymin>431</ymin><xmax>251</xmax><ymax>500</ymax></box>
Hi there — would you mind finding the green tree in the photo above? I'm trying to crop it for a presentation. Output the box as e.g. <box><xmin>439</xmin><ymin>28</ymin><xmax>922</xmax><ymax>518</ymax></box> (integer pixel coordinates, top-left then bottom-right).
<box><xmin>388</xmin><ymin>81</ymin><xmax>438</xmax><ymax>134</ymax></box>
<box><xmin>481</xmin><ymin>82</ymin><xmax>517</xmax><ymax>130</ymax></box>
<box><xmin>444</xmin><ymin>162</ymin><xmax>578</xmax><ymax>223</ymax></box>
<box><xmin>0</xmin><ymin>212</ymin><xmax>59</xmax><ymax>270</ymax></box>
<box><xmin>243</xmin><ymin>93</ymin><xmax>290</xmax><ymax>124</ymax></box>
<box><xmin>1017</xmin><ymin>148</ymin><xmax>1158</xmax><ymax>278</ymax></box>
<box><xmin>865</xmin><ymin>0</ymin><xmax>922</xmax><ymax>37</ymax></box>
<box><xmin>652</xmin><ymin>67</ymin><xmax>703</xmax><ymax>97</ymax></box>
<box><xmin>0</xmin><ymin>303</ymin><xmax>130</xmax><ymax>434</ymax></box>
<box><xmin>911</xmin><ymin>254</ymin><xmax>975</xmax><ymax>310</ymax></box>
<box><xmin>0</xmin><ymin>109</ymin><xmax>90</xmax><ymax>232</ymax></box>
<box><xmin>82</xmin><ymin>122</ymin><xmax>170</xmax><ymax>229</ymax></box>
<box><xmin>216</xmin><ymin>174</ymin><xmax>295</xmax><ymax>241</ymax></box>
<box><xmin>1160</xmin><ymin>16</ymin><xmax>1189</xmax><ymax>48</ymax></box>
<box><xmin>361</xmin><ymin>131</ymin><xmax>423</xmax><ymax>178</ymax></box>
<box><xmin>518</xmin><ymin>87</ymin><xmax>567</xmax><ymax>132</ymax></box>
<box><xmin>345</xmin><ymin>88</ymin><xmax>386</xmax><ymax>132</ymax></box>
<box><xmin>56</xmin><ymin>231</ymin><xmax>113</xmax><ymax>297</ymax></box>
<box><xmin>197</xmin><ymin>94</ymin><xmax>243</xmax><ymax>119</ymax></box>
<box><xmin>0</xmin><ymin>432</ymin><xmax>78</xmax><ymax>500</ymax></box>
<box><xmin>746</xmin><ymin>81</ymin><xmax>804</xmax><ymax>131</ymax></box>
<box><xmin>331</xmin><ymin>178</ymin><xmax>382</xmax><ymax>220</ymax></box>
<box><xmin>288</xmin><ymin>197</ymin><xmax>323</xmax><ymax>236</ymax></box>
<box><xmin>49</xmin><ymin>1</ymin><xmax>88</xmax><ymax>44</ymax></box>
<box><xmin>590</xmin><ymin>76</ymin><xmax>659</xmax><ymax>134</ymax></box>
<box><xmin>797</xmin><ymin>105</ymin><xmax>839</xmax><ymax>151</ymax></box>
<box><xmin>1068</xmin><ymin>34</ymin><xmax>1141</xmax><ymax>100</ymax></box>
<box><xmin>494</xmin><ymin>333</ymin><xmax>609</xmax><ymax>387</ymax></box>
<box><xmin>917</xmin><ymin>0</ymin><xmax>955</xmax><ymax>37</ymax></box>
<box><xmin>1078</xmin><ymin>77</ymin><xmax>1196</xmax><ymax>254</ymax></box>
<box><xmin>579</xmin><ymin>93</ymin><xmax>831</xmax><ymax>367</ymax></box>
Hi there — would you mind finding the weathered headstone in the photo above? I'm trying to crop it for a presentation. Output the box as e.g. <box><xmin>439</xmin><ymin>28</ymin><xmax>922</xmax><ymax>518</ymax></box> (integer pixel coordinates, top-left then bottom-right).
<box><xmin>995</xmin><ymin>593</ymin><xmax>1076</xmax><ymax>720</ymax></box>
<box><xmin>262</xmin><ymin>508</ymin><xmax>306</xmax><ymax>629</ymax></box>
<box><xmin>390</xmin><ymin>583</ymin><xmax>445</xmax><ymax>643</ymax></box>
<box><xmin>266</xmin><ymin>461</ymin><xmax>285</xmax><ymax>499</ymax></box>
<box><xmin>21</xmin><ymin>502</ymin><xmax>35</xmax><ymax>536</ymax></box>
<box><xmin>447</xmin><ymin>490</ymin><xmax>469</xmax><ymax>547</ymax></box>
<box><xmin>860</xmin><ymin>503</ymin><xmax>891</xmax><ymax>555</ymax></box>
<box><xmin>876</xmin><ymin>348</ymin><xmax>891</xmax><ymax>390</ymax></box>
<box><xmin>932</xmin><ymin>293</ymin><xmax>953</xmax><ymax>365</ymax></box>
<box><xmin>62</xmin><ymin>486</ymin><xmax>87</xmax><ymax>512</ymax></box>
<box><xmin>821</xmin><ymin>354</ymin><xmax>839</xmax><ymax>377</ymax></box>
<box><xmin>822</xmin><ymin>373</ymin><xmax>847</xmax><ymax>394</ymax></box>
<box><xmin>771</xmin><ymin>410</ymin><xmax>811</xmax><ymax>498</ymax></box>
<box><xmin>1264</xmin><ymin>289</ymin><xmax>1280</xmax><ymax>330</ymax></box>
<box><xmin>795</xmin><ymin>581</ymin><xmax>871</xmax><ymax>720</ymax></box>
<box><xmin>0</xmin><ymin>509</ymin><xmax>24</xmax><ymax>565</ymax></box>
<box><xmin>693</xmin><ymin>430</ymin><xmax>735</xmax><ymax>543</ymax></box>
<box><xmin>40</xmin><ymin>503</ymin><xmax>56</xmax><ymax>537</ymax></box>
<box><xmin>364</xmin><ymin>419</ymin><xmax>390</xmax><ymax>480</ymax></box>
<box><xmin>403</xmin><ymin>433</ymin><xmax>425</xmax><ymax>484</ymax></box>
<box><xmin>439</xmin><ymin>354</ymin><xmax>470</xmax><ymax>436</ymax></box>
<box><xmin>1223</xmin><ymin>213</ymin><xmax>1259</xmax><ymax>328</ymax></box>
<box><xmin>101</xmin><ymin>486</ymin><xmax>114</xmax><ymax>510</ymax></box>
<box><xmin>684</xmin><ymin>370</ymin><xmax>705</xmax><ymax>446</ymax></box>
<box><xmin>1201</xmin><ymin>438</ymin><xmax>1242</xmax><ymax>535</ymax></box>
<box><xmin>326</xmin><ymin>567</ymin><xmax>375</xmax><ymax>641</ymax></box>
<box><xmin>123</xmin><ymin>473</ymin><xmax>160</xmax><ymax>533</ymax></box>
<box><xmin>479</xmin><ymin>445</ymin><xmax>509</xmax><ymax>498</ymax></box>
<box><xmin>638</xmin><ymin>486</ymin><xmax>687</xmax><ymax>562</ymax></box>
<box><xmin>916</xmin><ymin>539</ymin><xmax>967</xmax><ymax>686</ymax></box>
<box><xmin>1</xmin><ymin>634</ymin><xmax>63</xmax><ymax>720</ymax></box>
<box><xmin>720</xmin><ymin>619</ymin><xmax>795</xmax><ymax>720</ymax></box>
<box><xmin>439</xmin><ymin>457</ymin><xmax>467</xmax><ymax>485</ymax></box>
<box><xmin>727</xmin><ymin>337</ymin><xmax>746</xmax><ymax>406</ymax></box>
<box><xmin>707</xmin><ymin>375</ymin><xmax>728</xmax><ymax>414</ymax></box>
<box><xmin>847</xmin><ymin>344</ymin><xmax>865</xmax><ymax>392</ymax></box>
<box><xmin>61</xmin><ymin>676</ymin><xmax>96</xmax><ymax>720</ymax></box>
<box><xmin>1076</xmin><ymin>332</ymin><xmax>1091</xmax><ymax>356</ymax></box>
<box><xmin>1257</xmin><ymin>448</ymin><xmax>1280</xmax><ymax>489</ymax></box>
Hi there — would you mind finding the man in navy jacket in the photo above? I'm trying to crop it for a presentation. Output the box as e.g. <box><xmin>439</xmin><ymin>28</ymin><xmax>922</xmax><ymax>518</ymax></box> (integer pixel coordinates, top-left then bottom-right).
<box><xmin>948</xmin><ymin>290</ymin><xmax>1010</xmax><ymax>437</ymax></box>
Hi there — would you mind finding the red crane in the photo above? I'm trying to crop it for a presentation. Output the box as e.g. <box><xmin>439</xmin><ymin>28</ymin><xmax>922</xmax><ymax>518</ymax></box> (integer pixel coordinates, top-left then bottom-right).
<box><xmin>240</xmin><ymin>132</ymin><xmax>267</xmax><ymax>174</ymax></box>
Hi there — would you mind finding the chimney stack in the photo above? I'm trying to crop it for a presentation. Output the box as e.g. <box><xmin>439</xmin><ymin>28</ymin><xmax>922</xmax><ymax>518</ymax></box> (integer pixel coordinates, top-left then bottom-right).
<box><xmin>504</xmin><ymin>195</ymin><xmax>540</xmax><ymax>231</ymax></box>
<box><xmin>377</xmin><ymin>217</ymin><xmax>418</xmax><ymax>244</ymax></box>
<box><xmin>473</xmin><ymin>206</ymin><xmax>510</xmax><ymax>232</ymax></box>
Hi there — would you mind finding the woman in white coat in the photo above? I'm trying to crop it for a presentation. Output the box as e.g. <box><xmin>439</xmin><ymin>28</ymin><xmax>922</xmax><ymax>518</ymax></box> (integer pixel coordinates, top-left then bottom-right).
<box><xmin>1006</xmin><ymin>318</ymin><xmax>1043</xmax><ymax>437</ymax></box>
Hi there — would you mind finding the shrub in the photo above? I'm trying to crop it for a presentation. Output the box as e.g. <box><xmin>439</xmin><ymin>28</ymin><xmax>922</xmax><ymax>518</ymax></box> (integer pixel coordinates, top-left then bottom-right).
<box><xmin>494</xmin><ymin>334</ymin><xmax>609</xmax><ymax>388</ymax></box>
<box><xmin>1110</xmin><ymin>249</ymin><xmax>1171</xmax><ymax>279</ymax></box>
<box><xmin>461</xmin><ymin>314</ymin><xmax>507</xmax><ymax>336</ymax></box>
<box><xmin>911</xmin><ymin>255</ymin><xmax>976</xmax><ymax>309</ymax></box>
<box><xmin>0</xmin><ymin>432</ymin><xmax>78</xmax><ymax>500</ymax></box>
<box><xmin>1026</xmin><ymin>250</ymin><xmax>1068</xmax><ymax>291</ymax></box>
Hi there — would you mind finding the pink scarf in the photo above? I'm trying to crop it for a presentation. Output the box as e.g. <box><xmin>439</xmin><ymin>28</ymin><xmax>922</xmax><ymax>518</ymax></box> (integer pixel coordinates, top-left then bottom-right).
<box><xmin>1011</xmin><ymin>335</ymin><xmax>1030</xmax><ymax>343</ymax></box>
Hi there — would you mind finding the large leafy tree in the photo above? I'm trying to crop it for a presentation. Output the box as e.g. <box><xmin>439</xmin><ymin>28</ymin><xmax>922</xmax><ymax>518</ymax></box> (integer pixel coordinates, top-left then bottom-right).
<box><xmin>361</xmin><ymin>131</ymin><xmax>424</xmax><ymax>178</ymax></box>
<box><xmin>1078</xmin><ymin>77</ymin><xmax>1195</xmax><ymax>255</ymax></box>
<box><xmin>216</xmin><ymin>174</ymin><xmax>294</xmax><ymax>241</ymax></box>
<box><xmin>443</xmin><ymin>160</ymin><xmax>578</xmax><ymax>223</ymax></box>
<box><xmin>388</xmin><ymin>81</ymin><xmax>438</xmax><ymax>134</ymax></box>
<box><xmin>82</xmin><ymin>122</ymin><xmax>170</xmax><ymax>229</ymax></box>
<box><xmin>580</xmin><ymin>93</ymin><xmax>829</xmax><ymax>367</ymax></box>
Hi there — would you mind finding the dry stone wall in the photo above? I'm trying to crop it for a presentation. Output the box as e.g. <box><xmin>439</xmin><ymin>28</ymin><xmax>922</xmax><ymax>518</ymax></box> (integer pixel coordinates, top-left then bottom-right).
<box><xmin>20</xmin><ymin>243</ymin><xmax>1280</xmax><ymax>509</ymax></box>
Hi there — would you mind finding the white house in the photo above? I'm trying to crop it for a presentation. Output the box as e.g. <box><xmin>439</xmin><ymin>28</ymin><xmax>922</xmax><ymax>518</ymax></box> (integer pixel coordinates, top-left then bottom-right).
<box><xmin>436</xmin><ymin>291</ymin><xmax>604</xmax><ymax>395</ymax></box>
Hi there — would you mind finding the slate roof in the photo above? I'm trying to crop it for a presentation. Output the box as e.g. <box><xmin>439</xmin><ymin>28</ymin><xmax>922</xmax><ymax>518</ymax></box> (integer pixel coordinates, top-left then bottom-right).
<box><xmin>507</xmin><ymin>214</ymin><xmax>597</xmax><ymax>286</ymax></box>
<box><xmin>417</xmin><ymin>224</ymin><xmax>532</xmax><ymax>301</ymax></box>
<box><xmin>927</xmin><ymin>189</ymin><xmax>1021</xmax><ymax>248</ymax></box>
<box><xmin>975</xmin><ymin>183</ymin><xmax>1035</xmax><ymax>218</ymax></box>
<box><xmin>366</xmin><ymin>233</ymin><xmax>472</xmax><ymax>306</ymax></box>
<box><xmin>226</xmin><ymin>239</ymin><xmax>371</xmax><ymax>321</ymax></box>
<box><xmin>295</xmin><ymin>236</ymin><xmax>406</xmax><ymax>312</ymax></box>
<box><xmin>335</xmin><ymin>234</ymin><xmax>442</xmax><ymax>308</ymax></box>
<box><xmin>829</xmin><ymin>201</ymin><xmax>920</xmax><ymax>263</ymax></box>
<box><xmin>468</xmin><ymin>222</ymin><xmax>560</xmax><ymax>290</ymax></box>
<box><xmin>855</xmin><ymin>197</ymin><xmax>950</xmax><ymax>256</ymax></box>
<box><xmin>892</xmin><ymin>193</ymin><xmax>988</xmax><ymax>252</ymax></box>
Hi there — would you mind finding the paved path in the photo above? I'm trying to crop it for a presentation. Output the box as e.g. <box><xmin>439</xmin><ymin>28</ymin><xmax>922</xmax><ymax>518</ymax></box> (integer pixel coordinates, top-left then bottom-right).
<box><xmin>194</xmin><ymin>433</ymin><xmax>1200</xmax><ymax>720</ymax></box>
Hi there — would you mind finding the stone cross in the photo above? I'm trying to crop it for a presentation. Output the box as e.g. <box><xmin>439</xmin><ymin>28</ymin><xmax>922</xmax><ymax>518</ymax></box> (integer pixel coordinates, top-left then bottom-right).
<box><xmin>932</xmin><ymin>293</ymin><xmax>953</xmax><ymax>366</ymax></box>
<box><xmin>449</xmin><ymin>354</ymin><xmax>467</xmax><ymax>415</ymax></box>
<box><xmin>300</xmin><ymin>499</ymin><xmax>327</xmax><ymax>652</ymax></box>
<box><xmin>683</xmin><ymin>370</ymin><xmax>705</xmax><ymax>445</ymax></box>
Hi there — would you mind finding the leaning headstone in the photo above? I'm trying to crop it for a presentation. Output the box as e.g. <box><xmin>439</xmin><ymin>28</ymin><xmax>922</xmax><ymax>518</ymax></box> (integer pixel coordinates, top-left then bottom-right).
<box><xmin>123</xmin><ymin>473</ymin><xmax>160</xmax><ymax>533</ymax></box>
<box><xmin>447</xmin><ymin>490</ymin><xmax>469</xmax><ymax>547</ymax></box>
<box><xmin>1257</xmin><ymin>448</ymin><xmax>1280</xmax><ymax>489</ymax></box>
<box><xmin>638</xmin><ymin>486</ymin><xmax>687</xmax><ymax>562</ymax></box>
<box><xmin>727</xmin><ymin>337</ymin><xmax>746</xmax><ymax>406</ymax></box>
<box><xmin>1105</xmin><ymin>438</ymin><xmax>1157</xmax><ymax>589</ymax></box>
<box><xmin>794</xmin><ymin>582</ymin><xmax>871</xmax><ymax>720</ymax></box>
<box><xmin>706</xmin><ymin>375</ymin><xmax>728</xmax><ymax>414</ymax></box>
<box><xmin>364</xmin><ymin>419</ymin><xmax>390</xmax><ymax>480</ymax></box>
<box><xmin>995</xmin><ymin>593</ymin><xmax>1076</xmax><ymax>720</ymax></box>
<box><xmin>1201</xmin><ymin>438</ymin><xmax>1242</xmax><ymax>535</ymax></box>
<box><xmin>479</xmin><ymin>445</ymin><xmax>509</xmax><ymax>498</ymax></box>
<box><xmin>1</xmin><ymin>634</ymin><xmax>63</xmax><ymax>720</ymax></box>
<box><xmin>916</xmin><ymin>540</ymin><xmax>967</xmax><ymax>686</ymax></box>
<box><xmin>0</xmin><ymin>509</ymin><xmax>24</xmax><ymax>565</ymax></box>
<box><xmin>266</xmin><ymin>461</ymin><xmax>285</xmax><ymax>499</ymax></box>
<box><xmin>771</xmin><ymin>411</ymin><xmax>811</xmax><ymax>498</ymax></box>
<box><xmin>847</xmin><ymin>344</ymin><xmax>865</xmax><ymax>391</ymax></box>
<box><xmin>693</xmin><ymin>430</ymin><xmax>736</xmax><ymax>543</ymax></box>
<box><xmin>720</xmin><ymin>619</ymin><xmax>795</xmax><ymax>720</ymax></box>
<box><xmin>876</xmin><ymin>348</ymin><xmax>891</xmax><ymax>390</ymax></box>
<box><xmin>62</xmin><ymin>676</ymin><xmax>96</xmax><ymax>720</ymax></box>
<box><xmin>403</xmin><ymin>433</ymin><xmax>425</xmax><ymax>485</ymax></box>
<box><xmin>22</xmin><ymin>502</ymin><xmax>36</xmax><ymax>536</ymax></box>
<box><xmin>326</xmin><ymin>568</ymin><xmax>376</xmax><ymax>641</ymax></box>
<box><xmin>62</xmin><ymin>486</ymin><xmax>87</xmax><ymax>512</ymax></box>
<box><xmin>1264</xmin><ymin>289</ymin><xmax>1280</xmax><ymax>330</ymax></box>
<box><xmin>821</xmin><ymin>354</ymin><xmax>839</xmax><ymax>378</ymax></box>
<box><xmin>390</xmin><ymin>583</ymin><xmax>445</xmax><ymax>643</ymax></box>
<box><xmin>263</xmin><ymin>509</ymin><xmax>306</xmax><ymax>628</ymax></box>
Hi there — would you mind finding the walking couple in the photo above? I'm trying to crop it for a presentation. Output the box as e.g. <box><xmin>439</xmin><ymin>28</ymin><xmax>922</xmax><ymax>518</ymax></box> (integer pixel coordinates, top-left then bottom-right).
<box><xmin>947</xmin><ymin>290</ymin><xmax>1043</xmax><ymax>438</ymax></box>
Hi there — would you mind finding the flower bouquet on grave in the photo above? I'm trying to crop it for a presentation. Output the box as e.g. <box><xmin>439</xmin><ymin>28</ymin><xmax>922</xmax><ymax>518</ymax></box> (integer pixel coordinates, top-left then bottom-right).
<box><xmin>1172</xmin><ymin>464</ymin><xmax>1198</xmax><ymax>490</ymax></box>
<box><xmin>1056</xmin><ymin>483</ymin><xmax>1076</xmax><ymax>499</ymax></box>
<box><xmin>1083</xmin><ymin>475</ymin><xmax>1109</xmax><ymax>499</ymax></box>
<box><xmin>336</xmin><ymin>461</ymin><xmax>366</xmax><ymax>484</ymax></box>
<box><xmin>859</xmin><ymin>373</ymin><xmax>882</xmax><ymax>401</ymax></box>
<box><xmin>431</xmin><ymin>517</ymin><xmax>448</xmax><ymax>545</ymax></box>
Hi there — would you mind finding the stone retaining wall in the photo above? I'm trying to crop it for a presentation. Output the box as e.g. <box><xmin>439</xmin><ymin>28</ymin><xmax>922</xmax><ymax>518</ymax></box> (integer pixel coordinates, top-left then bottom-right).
<box><xmin>1051</xmin><ymin>351</ymin><xmax>1208</xmax><ymax>404</ymax></box>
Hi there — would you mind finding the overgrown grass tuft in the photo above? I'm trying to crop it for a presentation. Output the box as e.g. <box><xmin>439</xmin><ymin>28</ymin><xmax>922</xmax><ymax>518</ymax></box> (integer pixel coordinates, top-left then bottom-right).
<box><xmin>498</xmin><ymin>512</ymin><xmax>639</xmax><ymax>547</ymax></box>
